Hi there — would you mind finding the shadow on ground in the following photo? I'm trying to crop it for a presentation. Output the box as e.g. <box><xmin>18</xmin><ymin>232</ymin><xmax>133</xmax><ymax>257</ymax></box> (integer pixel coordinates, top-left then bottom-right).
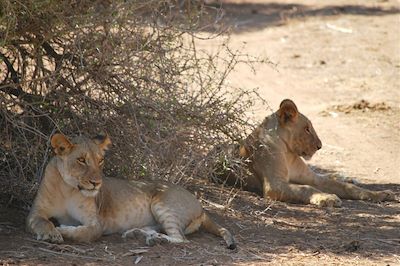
<box><xmin>200</xmin><ymin>178</ymin><xmax>400</xmax><ymax>261</ymax></box>
<box><xmin>202</xmin><ymin>1</ymin><xmax>400</xmax><ymax>33</ymax></box>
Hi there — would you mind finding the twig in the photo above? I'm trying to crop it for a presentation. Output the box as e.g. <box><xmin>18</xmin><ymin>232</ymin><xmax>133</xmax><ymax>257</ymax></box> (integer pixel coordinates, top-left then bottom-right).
<box><xmin>0</xmin><ymin>250</ymin><xmax>27</xmax><ymax>259</ymax></box>
<box><xmin>25</xmin><ymin>238</ymin><xmax>53</xmax><ymax>245</ymax></box>
<box><xmin>254</xmin><ymin>204</ymin><xmax>273</xmax><ymax>216</ymax></box>
<box><xmin>272</xmin><ymin>220</ymin><xmax>307</xmax><ymax>229</ymax></box>
<box><xmin>377</xmin><ymin>239</ymin><xmax>400</xmax><ymax>246</ymax></box>
<box><xmin>326</xmin><ymin>23</ymin><xmax>353</xmax><ymax>33</ymax></box>
<box><xmin>37</xmin><ymin>247</ymin><xmax>112</xmax><ymax>261</ymax></box>
<box><xmin>201</xmin><ymin>198</ymin><xmax>226</xmax><ymax>210</ymax></box>
<box><xmin>245</xmin><ymin>250</ymin><xmax>268</xmax><ymax>261</ymax></box>
<box><xmin>134</xmin><ymin>255</ymin><xmax>143</xmax><ymax>264</ymax></box>
<box><xmin>362</xmin><ymin>238</ymin><xmax>400</xmax><ymax>246</ymax></box>
<box><xmin>121</xmin><ymin>248</ymin><xmax>149</xmax><ymax>257</ymax></box>
<box><xmin>25</xmin><ymin>238</ymin><xmax>92</xmax><ymax>253</ymax></box>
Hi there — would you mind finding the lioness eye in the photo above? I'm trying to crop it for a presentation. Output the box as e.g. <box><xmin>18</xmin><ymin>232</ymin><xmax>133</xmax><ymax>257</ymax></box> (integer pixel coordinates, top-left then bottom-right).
<box><xmin>99</xmin><ymin>158</ymin><xmax>104</xmax><ymax>165</ymax></box>
<box><xmin>305</xmin><ymin>127</ymin><xmax>311</xmax><ymax>134</ymax></box>
<box><xmin>77</xmin><ymin>157</ymin><xmax>86</xmax><ymax>164</ymax></box>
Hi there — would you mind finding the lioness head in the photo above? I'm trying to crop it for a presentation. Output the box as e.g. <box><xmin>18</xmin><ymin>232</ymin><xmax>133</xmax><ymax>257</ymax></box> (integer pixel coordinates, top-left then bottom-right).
<box><xmin>277</xmin><ymin>99</ymin><xmax>322</xmax><ymax>160</ymax></box>
<box><xmin>50</xmin><ymin>133</ymin><xmax>112</xmax><ymax>197</ymax></box>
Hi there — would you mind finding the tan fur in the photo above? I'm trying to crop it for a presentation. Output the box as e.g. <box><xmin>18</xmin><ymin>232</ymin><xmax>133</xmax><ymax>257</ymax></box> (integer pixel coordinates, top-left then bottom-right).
<box><xmin>27</xmin><ymin>134</ymin><xmax>236</xmax><ymax>249</ymax></box>
<box><xmin>219</xmin><ymin>99</ymin><xmax>396</xmax><ymax>207</ymax></box>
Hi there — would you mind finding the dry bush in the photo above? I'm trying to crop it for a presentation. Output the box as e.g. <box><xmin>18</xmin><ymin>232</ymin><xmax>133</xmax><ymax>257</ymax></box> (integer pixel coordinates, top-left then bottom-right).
<box><xmin>0</xmin><ymin>0</ymin><xmax>264</xmax><ymax>205</ymax></box>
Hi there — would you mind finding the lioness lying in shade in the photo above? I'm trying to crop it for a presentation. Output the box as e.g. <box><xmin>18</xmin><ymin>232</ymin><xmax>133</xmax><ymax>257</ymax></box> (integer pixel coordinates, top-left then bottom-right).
<box><xmin>27</xmin><ymin>133</ymin><xmax>236</xmax><ymax>249</ymax></box>
<box><xmin>211</xmin><ymin>99</ymin><xmax>396</xmax><ymax>207</ymax></box>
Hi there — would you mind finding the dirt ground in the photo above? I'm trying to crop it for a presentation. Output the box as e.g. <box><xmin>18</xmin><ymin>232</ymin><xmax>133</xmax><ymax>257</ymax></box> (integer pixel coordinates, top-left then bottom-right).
<box><xmin>1</xmin><ymin>0</ymin><xmax>399</xmax><ymax>265</ymax></box>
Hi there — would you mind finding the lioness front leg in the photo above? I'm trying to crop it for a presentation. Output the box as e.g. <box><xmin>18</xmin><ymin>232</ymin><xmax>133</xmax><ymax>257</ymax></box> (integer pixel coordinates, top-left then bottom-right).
<box><xmin>27</xmin><ymin>213</ymin><xmax>63</xmax><ymax>243</ymax></box>
<box><xmin>291</xmin><ymin>157</ymin><xmax>396</xmax><ymax>202</ymax></box>
<box><xmin>315</xmin><ymin>176</ymin><xmax>395</xmax><ymax>202</ymax></box>
<box><xmin>252</xmin><ymin>151</ymin><xmax>341</xmax><ymax>207</ymax></box>
<box><xmin>315</xmin><ymin>177</ymin><xmax>395</xmax><ymax>201</ymax></box>
<box><xmin>56</xmin><ymin>223</ymin><xmax>102</xmax><ymax>242</ymax></box>
<box><xmin>264</xmin><ymin>179</ymin><xmax>342</xmax><ymax>207</ymax></box>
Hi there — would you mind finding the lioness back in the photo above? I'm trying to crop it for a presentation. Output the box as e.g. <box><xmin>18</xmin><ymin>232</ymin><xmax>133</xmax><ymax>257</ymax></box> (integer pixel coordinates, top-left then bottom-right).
<box><xmin>99</xmin><ymin>178</ymin><xmax>203</xmax><ymax>235</ymax></box>
<box><xmin>27</xmin><ymin>133</ymin><xmax>236</xmax><ymax>249</ymax></box>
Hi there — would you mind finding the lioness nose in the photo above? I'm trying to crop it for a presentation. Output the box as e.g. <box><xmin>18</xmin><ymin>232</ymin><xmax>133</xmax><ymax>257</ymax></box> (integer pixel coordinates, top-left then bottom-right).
<box><xmin>90</xmin><ymin>180</ymin><xmax>101</xmax><ymax>187</ymax></box>
<box><xmin>317</xmin><ymin>142</ymin><xmax>322</xmax><ymax>150</ymax></box>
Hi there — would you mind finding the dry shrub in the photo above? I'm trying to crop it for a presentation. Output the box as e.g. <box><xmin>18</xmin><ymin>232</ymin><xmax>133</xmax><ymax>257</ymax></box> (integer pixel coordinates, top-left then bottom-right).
<box><xmin>0</xmin><ymin>0</ymin><xmax>264</xmax><ymax>204</ymax></box>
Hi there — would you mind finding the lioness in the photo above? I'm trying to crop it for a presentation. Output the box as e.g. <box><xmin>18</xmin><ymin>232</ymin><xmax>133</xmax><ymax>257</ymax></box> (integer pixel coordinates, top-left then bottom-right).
<box><xmin>27</xmin><ymin>133</ymin><xmax>236</xmax><ymax>249</ymax></box>
<box><xmin>212</xmin><ymin>99</ymin><xmax>396</xmax><ymax>207</ymax></box>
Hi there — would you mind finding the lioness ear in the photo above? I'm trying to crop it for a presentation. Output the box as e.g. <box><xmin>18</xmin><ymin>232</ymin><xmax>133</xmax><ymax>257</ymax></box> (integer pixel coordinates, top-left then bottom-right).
<box><xmin>277</xmin><ymin>99</ymin><xmax>298</xmax><ymax>125</ymax></box>
<box><xmin>51</xmin><ymin>133</ymin><xmax>73</xmax><ymax>155</ymax></box>
<box><xmin>93</xmin><ymin>134</ymin><xmax>112</xmax><ymax>151</ymax></box>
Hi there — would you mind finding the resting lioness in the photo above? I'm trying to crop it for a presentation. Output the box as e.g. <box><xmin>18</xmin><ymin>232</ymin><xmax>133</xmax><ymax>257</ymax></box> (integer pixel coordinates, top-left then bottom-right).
<box><xmin>212</xmin><ymin>99</ymin><xmax>396</xmax><ymax>207</ymax></box>
<box><xmin>27</xmin><ymin>133</ymin><xmax>236</xmax><ymax>249</ymax></box>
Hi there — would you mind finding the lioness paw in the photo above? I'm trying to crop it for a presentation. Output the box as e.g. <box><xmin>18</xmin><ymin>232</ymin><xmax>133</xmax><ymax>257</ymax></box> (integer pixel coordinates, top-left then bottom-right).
<box><xmin>310</xmin><ymin>193</ymin><xmax>342</xmax><ymax>207</ymax></box>
<box><xmin>373</xmin><ymin>190</ymin><xmax>396</xmax><ymax>202</ymax></box>
<box><xmin>123</xmin><ymin>228</ymin><xmax>187</xmax><ymax>246</ymax></box>
<box><xmin>36</xmin><ymin>229</ymin><xmax>64</xmax><ymax>243</ymax></box>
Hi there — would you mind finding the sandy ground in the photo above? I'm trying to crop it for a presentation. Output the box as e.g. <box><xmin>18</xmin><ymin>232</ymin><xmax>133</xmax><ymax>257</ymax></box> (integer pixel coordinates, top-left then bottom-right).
<box><xmin>1</xmin><ymin>0</ymin><xmax>399</xmax><ymax>265</ymax></box>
